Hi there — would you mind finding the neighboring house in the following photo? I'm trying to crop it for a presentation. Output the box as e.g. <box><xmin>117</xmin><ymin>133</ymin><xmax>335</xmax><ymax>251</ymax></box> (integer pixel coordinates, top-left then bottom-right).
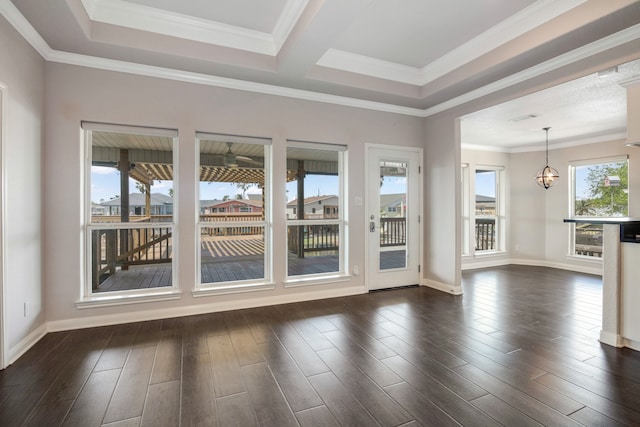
<box><xmin>203</xmin><ymin>199</ymin><xmax>263</xmax><ymax>214</ymax></box>
<box><xmin>287</xmin><ymin>195</ymin><xmax>339</xmax><ymax>219</ymax></box>
<box><xmin>475</xmin><ymin>195</ymin><xmax>496</xmax><ymax>215</ymax></box>
<box><xmin>99</xmin><ymin>193</ymin><xmax>174</xmax><ymax>216</ymax></box>
<box><xmin>91</xmin><ymin>202</ymin><xmax>107</xmax><ymax>216</ymax></box>
<box><xmin>199</xmin><ymin>199</ymin><xmax>218</xmax><ymax>215</ymax></box>
<box><xmin>380</xmin><ymin>193</ymin><xmax>406</xmax><ymax>218</ymax></box>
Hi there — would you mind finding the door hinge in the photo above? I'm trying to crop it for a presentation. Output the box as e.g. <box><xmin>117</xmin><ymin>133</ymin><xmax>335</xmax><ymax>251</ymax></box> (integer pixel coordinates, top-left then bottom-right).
<box><xmin>418</xmin><ymin>265</ymin><xmax>421</xmax><ymax>273</ymax></box>
<box><xmin>418</xmin><ymin>215</ymin><xmax>420</xmax><ymax>224</ymax></box>
<box><xmin>418</xmin><ymin>166</ymin><xmax>421</xmax><ymax>173</ymax></box>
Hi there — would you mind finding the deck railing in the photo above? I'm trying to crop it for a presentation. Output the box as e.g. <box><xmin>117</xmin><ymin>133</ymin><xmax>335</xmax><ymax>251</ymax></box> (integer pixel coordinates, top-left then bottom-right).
<box><xmin>475</xmin><ymin>218</ymin><xmax>495</xmax><ymax>251</ymax></box>
<box><xmin>288</xmin><ymin>224</ymin><xmax>340</xmax><ymax>255</ymax></box>
<box><xmin>575</xmin><ymin>224</ymin><xmax>603</xmax><ymax>257</ymax></box>
<box><xmin>91</xmin><ymin>226</ymin><xmax>172</xmax><ymax>289</ymax></box>
<box><xmin>380</xmin><ymin>217</ymin><xmax>406</xmax><ymax>247</ymax></box>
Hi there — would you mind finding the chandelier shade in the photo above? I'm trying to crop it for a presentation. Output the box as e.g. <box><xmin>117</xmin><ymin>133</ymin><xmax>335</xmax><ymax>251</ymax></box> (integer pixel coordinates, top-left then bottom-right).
<box><xmin>536</xmin><ymin>165</ymin><xmax>560</xmax><ymax>189</ymax></box>
<box><xmin>535</xmin><ymin>127</ymin><xmax>559</xmax><ymax>189</ymax></box>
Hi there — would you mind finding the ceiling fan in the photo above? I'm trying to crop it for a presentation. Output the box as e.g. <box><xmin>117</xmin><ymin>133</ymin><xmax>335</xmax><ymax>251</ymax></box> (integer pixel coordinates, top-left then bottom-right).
<box><xmin>223</xmin><ymin>142</ymin><xmax>255</xmax><ymax>167</ymax></box>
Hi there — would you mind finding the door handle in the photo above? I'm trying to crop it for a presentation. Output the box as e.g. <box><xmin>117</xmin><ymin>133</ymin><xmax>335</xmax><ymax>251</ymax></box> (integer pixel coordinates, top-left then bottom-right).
<box><xmin>370</xmin><ymin>221</ymin><xmax>376</xmax><ymax>232</ymax></box>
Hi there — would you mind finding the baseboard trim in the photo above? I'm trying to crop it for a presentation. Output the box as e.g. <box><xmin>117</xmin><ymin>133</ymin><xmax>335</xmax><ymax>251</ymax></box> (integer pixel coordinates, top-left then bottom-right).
<box><xmin>463</xmin><ymin>258</ymin><xmax>602</xmax><ymax>276</ymax></box>
<box><xmin>600</xmin><ymin>330</ymin><xmax>624</xmax><ymax>348</ymax></box>
<box><xmin>421</xmin><ymin>278</ymin><xmax>463</xmax><ymax>295</ymax></box>
<box><xmin>47</xmin><ymin>286</ymin><xmax>367</xmax><ymax>332</ymax></box>
<box><xmin>623</xmin><ymin>338</ymin><xmax>640</xmax><ymax>352</ymax></box>
<box><xmin>7</xmin><ymin>323</ymin><xmax>47</xmax><ymax>366</ymax></box>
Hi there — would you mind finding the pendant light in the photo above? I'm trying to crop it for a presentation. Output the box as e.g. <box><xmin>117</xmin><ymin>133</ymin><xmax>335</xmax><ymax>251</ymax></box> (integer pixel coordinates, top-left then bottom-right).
<box><xmin>535</xmin><ymin>127</ymin><xmax>559</xmax><ymax>189</ymax></box>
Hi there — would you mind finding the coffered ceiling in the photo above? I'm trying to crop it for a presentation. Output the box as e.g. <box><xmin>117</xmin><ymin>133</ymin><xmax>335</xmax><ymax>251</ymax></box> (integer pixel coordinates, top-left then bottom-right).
<box><xmin>3</xmin><ymin>0</ymin><xmax>640</xmax><ymax>149</ymax></box>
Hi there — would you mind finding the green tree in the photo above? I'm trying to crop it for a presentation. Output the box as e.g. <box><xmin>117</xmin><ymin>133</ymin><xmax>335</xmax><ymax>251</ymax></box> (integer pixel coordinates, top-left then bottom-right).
<box><xmin>135</xmin><ymin>181</ymin><xmax>153</xmax><ymax>194</ymax></box>
<box><xmin>234</xmin><ymin>182</ymin><xmax>256</xmax><ymax>199</ymax></box>
<box><xmin>585</xmin><ymin>162</ymin><xmax>628</xmax><ymax>216</ymax></box>
<box><xmin>574</xmin><ymin>199</ymin><xmax>596</xmax><ymax>216</ymax></box>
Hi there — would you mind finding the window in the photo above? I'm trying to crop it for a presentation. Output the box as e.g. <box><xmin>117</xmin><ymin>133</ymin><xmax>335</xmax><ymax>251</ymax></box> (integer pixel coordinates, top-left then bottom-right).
<box><xmin>286</xmin><ymin>141</ymin><xmax>346</xmax><ymax>281</ymax></box>
<box><xmin>474</xmin><ymin>167</ymin><xmax>504</xmax><ymax>253</ymax></box>
<box><xmin>461</xmin><ymin>163</ymin><xmax>470</xmax><ymax>256</ymax></box>
<box><xmin>84</xmin><ymin>123</ymin><xmax>177</xmax><ymax>297</ymax></box>
<box><xmin>569</xmin><ymin>156</ymin><xmax>628</xmax><ymax>258</ymax></box>
<box><xmin>197</xmin><ymin>133</ymin><xmax>271</xmax><ymax>292</ymax></box>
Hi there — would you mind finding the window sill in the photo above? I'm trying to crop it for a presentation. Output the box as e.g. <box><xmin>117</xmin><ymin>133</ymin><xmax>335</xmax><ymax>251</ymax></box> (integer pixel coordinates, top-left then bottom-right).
<box><xmin>76</xmin><ymin>289</ymin><xmax>181</xmax><ymax>309</ymax></box>
<box><xmin>193</xmin><ymin>282</ymin><xmax>276</xmax><ymax>297</ymax></box>
<box><xmin>284</xmin><ymin>273</ymin><xmax>351</xmax><ymax>288</ymax></box>
<box><xmin>566</xmin><ymin>254</ymin><xmax>603</xmax><ymax>263</ymax></box>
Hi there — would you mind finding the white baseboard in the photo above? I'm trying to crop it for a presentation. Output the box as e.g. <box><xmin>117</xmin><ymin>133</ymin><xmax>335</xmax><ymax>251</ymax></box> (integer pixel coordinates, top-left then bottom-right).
<box><xmin>623</xmin><ymin>338</ymin><xmax>640</xmax><ymax>352</ymax></box>
<box><xmin>463</xmin><ymin>258</ymin><xmax>602</xmax><ymax>276</ymax></box>
<box><xmin>47</xmin><ymin>286</ymin><xmax>367</xmax><ymax>332</ymax></box>
<box><xmin>600</xmin><ymin>330</ymin><xmax>624</xmax><ymax>348</ymax></box>
<box><xmin>7</xmin><ymin>323</ymin><xmax>47</xmax><ymax>366</ymax></box>
<box><xmin>462</xmin><ymin>258</ymin><xmax>511</xmax><ymax>270</ymax></box>
<box><xmin>421</xmin><ymin>278</ymin><xmax>463</xmax><ymax>295</ymax></box>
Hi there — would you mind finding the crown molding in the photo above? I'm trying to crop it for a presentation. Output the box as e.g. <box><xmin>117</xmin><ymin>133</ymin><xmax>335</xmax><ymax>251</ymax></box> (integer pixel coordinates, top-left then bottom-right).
<box><xmin>619</xmin><ymin>74</ymin><xmax>640</xmax><ymax>88</ymax></box>
<box><xmin>272</xmin><ymin>0</ymin><xmax>309</xmax><ymax>52</ymax></box>
<box><xmin>463</xmin><ymin>131</ymin><xmax>627</xmax><ymax>153</ymax></box>
<box><xmin>79</xmin><ymin>0</ymin><xmax>308</xmax><ymax>56</ymax></box>
<box><xmin>316</xmin><ymin>49</ymin><xmax>423</xmax><ymax>85</ymax></box>
<box><xmin>316</xmin><ymin>0</ymin><xmax>587</xmax><ymax>86</ymax></box>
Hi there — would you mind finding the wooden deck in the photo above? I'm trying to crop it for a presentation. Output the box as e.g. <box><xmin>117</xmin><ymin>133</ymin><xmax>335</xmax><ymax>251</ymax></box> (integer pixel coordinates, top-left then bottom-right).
<box><xmin>97</xmin><ymin>238</ymin><xmax>405</xmax><ymax>292</ymax></box>
<box><xmin>4</xmin><ymin>266</ymin><xmax>640</xmax><ymax>426</ymax></box>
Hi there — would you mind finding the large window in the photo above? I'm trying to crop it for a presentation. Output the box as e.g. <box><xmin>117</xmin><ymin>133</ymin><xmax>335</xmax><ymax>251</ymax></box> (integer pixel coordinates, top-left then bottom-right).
<box><xmin>197</xmin><ymin>133</ymin><xmax>271</xmax><ymax>292</ymax></box>
<box><xmin>286</xmin><ymin>141</ymin><xmax>346</xmax><ymax>281</ymax></box>
<box><xmin>84</xmin><ymin>123</ymin><xmax>177</xmax><ymax>297</ymax></box>
<box><xmin>569</xmin><ymin>156</ymin><xmax>628</xmax><ymax>258</ymax></box>
<box><xmin>474</xmin><ymin>167</ymin><xmax>504</xmax><ymax>253</ymax></box>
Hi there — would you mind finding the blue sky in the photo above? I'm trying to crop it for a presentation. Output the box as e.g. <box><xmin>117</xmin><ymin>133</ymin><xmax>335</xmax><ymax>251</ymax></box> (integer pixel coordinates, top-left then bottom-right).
<box><xmin>92</xmin><ymin>167</ymin><xmax>409</xmax><ymax>203</ymax></box>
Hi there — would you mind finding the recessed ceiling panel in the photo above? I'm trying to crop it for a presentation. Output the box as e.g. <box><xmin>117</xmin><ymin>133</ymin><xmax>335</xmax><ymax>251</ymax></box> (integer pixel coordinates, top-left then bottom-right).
<box><xmin>332</xmin><ymin>0</ymin><xmax>535</xmax><ymax>68</ymax></box>
<box><xmin>122</xmin><ymin>0</ymin><xmax>288</xmax><ymax>33</ymax></box>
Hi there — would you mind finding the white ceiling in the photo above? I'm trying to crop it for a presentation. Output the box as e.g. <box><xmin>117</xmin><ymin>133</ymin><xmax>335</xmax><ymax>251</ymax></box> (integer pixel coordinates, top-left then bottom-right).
<box><xmin>3</xmin><ymin>0</ymin><xmax>640</xmax><ymax>150</ymax></box>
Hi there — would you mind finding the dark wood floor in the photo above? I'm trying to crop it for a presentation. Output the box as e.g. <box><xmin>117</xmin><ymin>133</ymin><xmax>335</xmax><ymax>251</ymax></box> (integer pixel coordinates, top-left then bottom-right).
<box><xmin>3</xmin><ymin>265</ymin><xmax>640</xmax><ymax>426</ymax></box>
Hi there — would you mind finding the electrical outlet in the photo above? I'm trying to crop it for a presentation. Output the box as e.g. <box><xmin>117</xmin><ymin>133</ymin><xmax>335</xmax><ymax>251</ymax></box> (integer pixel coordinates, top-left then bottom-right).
<box><xmin>353</xmin><ymin>265</ymin><xmax>359</xmax><ymax>275</ymax></box>
<box><xmin>24</xmin><ymin>302</ymin><xmax>29</xmax><ymax>317</ymax></box>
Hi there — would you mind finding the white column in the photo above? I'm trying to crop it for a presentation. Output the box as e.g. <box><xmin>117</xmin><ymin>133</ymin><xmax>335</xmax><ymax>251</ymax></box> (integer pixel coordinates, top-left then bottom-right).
<box><xmin>600</xmin><ymin>223</ymin><xmax>623</xmax><ymax>347</ymax></box>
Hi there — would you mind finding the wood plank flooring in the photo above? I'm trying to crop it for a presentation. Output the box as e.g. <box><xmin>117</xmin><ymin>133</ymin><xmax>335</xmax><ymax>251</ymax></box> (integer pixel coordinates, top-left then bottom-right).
<box><xmin>2</xmin><ymin>265</ymin><xmax>640</xmax><ymax>426</ymax></box>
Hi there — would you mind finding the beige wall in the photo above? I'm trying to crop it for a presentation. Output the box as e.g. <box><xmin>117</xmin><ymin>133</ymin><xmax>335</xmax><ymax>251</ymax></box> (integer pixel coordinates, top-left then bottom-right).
<box><xmin>461</xmin><ymin>137</ymin><xmax>639</xmax><ymax>273</ymax></box>
<box><xmin>43</xmin><ymin>62</ymin><xmax>424</xmax><ymax>325</ymax></box>
<box><xmin>0</xmin><ymin>16</ymin><xmax>45</xmax><ymax>361</ymax></box>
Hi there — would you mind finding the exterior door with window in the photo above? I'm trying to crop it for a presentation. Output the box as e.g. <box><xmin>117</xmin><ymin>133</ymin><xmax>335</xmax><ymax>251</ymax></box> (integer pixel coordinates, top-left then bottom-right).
<box><xmin>366</xmin><ymin>145</ymin><xmax>421</xmax><ymax>290</ymax></box>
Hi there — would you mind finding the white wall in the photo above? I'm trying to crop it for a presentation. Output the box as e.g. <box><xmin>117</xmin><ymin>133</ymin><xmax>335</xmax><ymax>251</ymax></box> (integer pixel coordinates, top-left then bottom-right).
<box><xmin>422</xmin><ymin>115</ymin><xmax>462</xmax><ymax>294</ymax></box>
<box><xmin>0</xmin><ymin>16</ymin><xmax>45</xmax><ymax>363</ymax></box>
<box><xmin>43</xmin><ymin>63</ymin><xmax>424</xmax><ymax>327</ymax></box>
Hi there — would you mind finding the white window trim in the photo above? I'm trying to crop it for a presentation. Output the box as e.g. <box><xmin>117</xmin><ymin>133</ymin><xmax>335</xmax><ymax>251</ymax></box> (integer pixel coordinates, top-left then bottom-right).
<box><xmin>461</xmin><ymin>163</ymin><xmax>470</xmax><ymax>257</ymax></box>
<box><xmin>285</xmin><ymin>141</ymin><xmax>348</xmax><ymax>284</ymax></box>
<box><xmin>567</xmin><ymin>155</ymin><xmax>628</xmax><ymax>257</ymax></box>
<box><xmin>472</xmin><ymin>165</ymin><xmax>505</xmax><ymax>255</ymax></box>
<box><xmin>80</xmin><ymin>123</ymin><xmax>179</xmax><ymax>305</ymax></box>
<box><xmin>195</xmin><ymin>133</ymin><xmax>272</xmax><ymax>292</ymax></box>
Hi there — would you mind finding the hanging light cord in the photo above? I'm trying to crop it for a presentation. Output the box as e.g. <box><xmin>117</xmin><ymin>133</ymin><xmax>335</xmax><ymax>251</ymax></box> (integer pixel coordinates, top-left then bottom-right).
<box><xmin>543</xmin><ymin>126</ymin><xmax>550</xmax><ymax>165</ymax></box>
